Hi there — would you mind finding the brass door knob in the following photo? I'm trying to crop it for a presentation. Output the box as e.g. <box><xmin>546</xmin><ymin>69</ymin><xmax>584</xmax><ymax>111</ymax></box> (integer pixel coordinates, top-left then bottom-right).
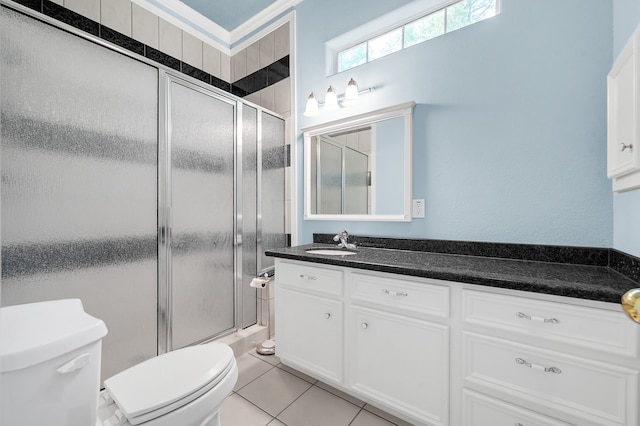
<box><xmin>621</xmin><ymin>288</ymin><xmax>640</xmax><ymax>323</ymax></box>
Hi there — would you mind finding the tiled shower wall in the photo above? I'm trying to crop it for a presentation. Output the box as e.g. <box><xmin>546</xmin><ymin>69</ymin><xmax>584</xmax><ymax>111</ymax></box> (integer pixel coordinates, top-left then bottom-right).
<box><xmin>7</xmin><ymin>0</ymin><xmax>293</xmax><ymax>336</ymax></box>
<box><xmin>230</xmin><ymin>25</ymin><xmax>293</xmax><ymax>337</ymax></box>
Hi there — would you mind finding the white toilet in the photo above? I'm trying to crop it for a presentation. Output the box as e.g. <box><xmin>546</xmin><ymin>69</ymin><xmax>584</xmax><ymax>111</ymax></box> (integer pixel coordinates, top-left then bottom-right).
<box><xmin>0</xmin><ymin>299</ymin><xmax>238</xmax><ymax>426</ymax></box>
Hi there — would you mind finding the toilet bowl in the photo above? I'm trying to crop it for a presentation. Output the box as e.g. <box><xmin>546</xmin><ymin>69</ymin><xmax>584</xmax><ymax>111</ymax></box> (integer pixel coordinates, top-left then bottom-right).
<box><xmin>97</xmin><ymin>343</ymin><xmax>238</xmax><ymax>426</ymax></box>
<box><xmin>0</xmin><ymin>299</ymin><xmax>237</xmax><ymax>426</ymax></box>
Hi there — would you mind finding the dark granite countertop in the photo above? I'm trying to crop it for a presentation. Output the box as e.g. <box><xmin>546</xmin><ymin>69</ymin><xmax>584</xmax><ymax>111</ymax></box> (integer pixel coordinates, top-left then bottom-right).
<box><xmin>265</xmin><ymin>243</ymin><xmax>640</xmax><ymax>304</ymax></box>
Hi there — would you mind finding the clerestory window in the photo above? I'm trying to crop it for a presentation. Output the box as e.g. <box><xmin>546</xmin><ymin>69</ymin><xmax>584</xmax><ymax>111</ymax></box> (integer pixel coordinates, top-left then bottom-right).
<box><xmin>336</xmin><ymin>0</ymin><xmax>499</xmax><ymax>73</ymax></box>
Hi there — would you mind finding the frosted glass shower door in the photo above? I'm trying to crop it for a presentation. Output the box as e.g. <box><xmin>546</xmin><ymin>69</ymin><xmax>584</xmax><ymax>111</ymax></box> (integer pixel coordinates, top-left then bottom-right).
<box><xmin>261</xmin><ymin>112</ymin><xmax>287</xmax><ymax>271</ymax></box>
<box><xmin>1</xmin><ymin>6</ymin><xmax>158</xmax><ymax>381</ymax></box>
<box><xmin>168</xmin><ymin>80</ymin><xmax>236</xmax><ymax>349</ymax></box>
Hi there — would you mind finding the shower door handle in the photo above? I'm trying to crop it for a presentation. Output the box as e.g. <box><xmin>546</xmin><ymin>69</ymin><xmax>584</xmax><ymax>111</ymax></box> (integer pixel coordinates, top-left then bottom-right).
<box><xmin>160</xmin><ymin>206</ymin><xmax>173</xmax><ymax>245</ymax></box>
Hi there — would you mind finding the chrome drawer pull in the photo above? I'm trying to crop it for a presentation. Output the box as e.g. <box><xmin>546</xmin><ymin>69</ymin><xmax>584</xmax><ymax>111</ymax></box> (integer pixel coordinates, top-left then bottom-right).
<box><xmin>621</xmin><ymin>142</ymin><xmax>633</xmax><ymax>152</ymax></box>
<box><xmin>383</xmin><ymin>289</ymin><xmax>408</xmax><ymax>297</ymax></box>
<box><xmin>299</xmin><ymin>274</ymin><xmax>317</xmax><ymax>280</ymax></box>
<box><xmin>516</xmin><ymin>358</ymin><xmax>561</xmax><ymax>374</ymax></box>
<box><xmin>516</xmin><ymin>312</ymin><xmax>559</xmax><ymax>324</ymax></box>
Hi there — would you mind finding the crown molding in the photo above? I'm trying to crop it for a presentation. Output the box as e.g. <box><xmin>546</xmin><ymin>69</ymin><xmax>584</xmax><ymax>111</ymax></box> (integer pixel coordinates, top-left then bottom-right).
<box><xmin>230</xmin><ymin>11</ymin><xmax>294</xmax><ymax>55</ymax></box>
<box><xmin>230</xmin><ymin>0</ymin><xmax>303</xmax><ymax>44</ymax></box>
<box><xmin>131</xmin><ymin>0</ymin><xmax>302</xmax><ymax>55</ymax></box>
<box><xmin>131</xmin><ymin>0</ymin><xmax>231</xmax><ymax>54</ymax></box>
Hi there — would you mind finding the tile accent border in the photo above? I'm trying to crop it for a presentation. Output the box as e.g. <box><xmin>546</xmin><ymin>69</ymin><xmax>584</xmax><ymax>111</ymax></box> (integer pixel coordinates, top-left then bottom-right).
<box><xmin>7</xmin><ymin>0</ymin><xmax>288</xmax><ymax>98</ymax></box>
<box><xmin>313</xmin><ymin>234</ymin><xmax>640</xmax><ymax>285</ymax></box>
<box><xmin>232</xmin><ymin>56</ymin><xmax>290</xmax><ymax>98</ymax></box>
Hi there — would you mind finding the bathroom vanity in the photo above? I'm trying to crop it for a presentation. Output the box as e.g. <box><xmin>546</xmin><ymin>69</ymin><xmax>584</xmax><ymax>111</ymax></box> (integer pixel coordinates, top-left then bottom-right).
<box><xmin>267</xmin><ymin>240</ymin><xmax>640</xmax><ymax>426</ymax></box>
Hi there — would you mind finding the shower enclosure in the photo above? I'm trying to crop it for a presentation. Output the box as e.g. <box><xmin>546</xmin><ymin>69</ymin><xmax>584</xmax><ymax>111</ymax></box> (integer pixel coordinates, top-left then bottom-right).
<box><xmin>0</xmin><ymin>3</ymin><xmax>286</xmax><ymax>381</ymax></box>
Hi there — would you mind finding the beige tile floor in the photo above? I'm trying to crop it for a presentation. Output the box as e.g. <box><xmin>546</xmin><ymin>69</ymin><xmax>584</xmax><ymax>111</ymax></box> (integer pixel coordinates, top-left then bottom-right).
<box><xmin>220</xmin><ymin>350</ymin><xmax>415</xmax><ymax>426</ymax></box>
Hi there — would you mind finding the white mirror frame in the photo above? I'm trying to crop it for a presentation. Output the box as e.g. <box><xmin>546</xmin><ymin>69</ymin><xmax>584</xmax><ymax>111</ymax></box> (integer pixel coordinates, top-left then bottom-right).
<box><xmin>302</xmin><ymin>101</ymin><xmax>415</xmax><ymax>221</ymax></box>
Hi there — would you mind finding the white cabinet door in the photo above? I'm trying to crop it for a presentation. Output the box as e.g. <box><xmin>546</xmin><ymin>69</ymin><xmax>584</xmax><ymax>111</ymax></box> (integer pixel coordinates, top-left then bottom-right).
<box><xmin>276</xmin><ymin>288</ymin><xmax>343</xmax><ymax>383</ymax></box>
<box><xmin>608</xmin><ymin>25</ymin><xmax>640</xmax><ymax>191</ymax></box>
<box><xmin>348</xmin><ymin>306</ymin><xmax>449</xmax><ymax>426</ymax></box>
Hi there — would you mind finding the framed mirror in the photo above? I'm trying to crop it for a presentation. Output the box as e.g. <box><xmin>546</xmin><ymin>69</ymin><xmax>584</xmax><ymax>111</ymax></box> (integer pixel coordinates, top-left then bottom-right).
<box><xmin>303</xmin><ymin>101</ymin><xmax>415</xmax><ymax>221</ymax></box>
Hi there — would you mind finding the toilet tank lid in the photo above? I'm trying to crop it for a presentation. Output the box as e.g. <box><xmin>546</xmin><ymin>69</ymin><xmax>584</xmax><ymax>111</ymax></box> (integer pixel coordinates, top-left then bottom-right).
<box><xmin>0</xmin><ymin>299</ymin><xmax>108</xmax><ymax>373</ymax></box>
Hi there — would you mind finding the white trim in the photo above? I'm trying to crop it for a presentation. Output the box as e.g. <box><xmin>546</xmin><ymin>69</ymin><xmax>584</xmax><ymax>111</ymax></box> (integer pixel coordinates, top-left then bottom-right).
<box><xmin>131</xmin><ymin>0</ymin><xmax>231</xmax><ymax>53</ymax></box>
<box><xmin>302</xmin><ymin>102</ymin><xmax>415</xmax><ymax>222</ymax></box>
<box><xmin>132</xmin><ymin>0</ymin><xmax>301</xmax><ymax>55</ymax></box>
<box><xmin>289</xmin><ymin>11</ymin><xmax>299</xmax><ymax>246</ymax></box>
<box><xmin>231</xmin><ymin>0</ymin><xmax>303</xmax><ymax>46</ymax></box>
<box><xmin>230</xmin><ymin>11</ymin><xmax>294</xmax><ymax>55</ymax></box>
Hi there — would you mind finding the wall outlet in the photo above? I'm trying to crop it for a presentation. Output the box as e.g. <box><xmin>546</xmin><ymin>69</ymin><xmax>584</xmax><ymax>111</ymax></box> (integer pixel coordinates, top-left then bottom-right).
<box><xmin>412</xmin><ymin>199</ymin><xmax>425</xmax><ymax>218</ymax></box>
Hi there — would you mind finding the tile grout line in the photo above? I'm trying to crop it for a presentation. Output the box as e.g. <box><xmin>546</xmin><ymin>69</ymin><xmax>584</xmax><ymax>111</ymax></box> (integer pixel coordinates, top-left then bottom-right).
<box><xmin>231</xmin><ymin>391</ymin><xmax>279</xmax><ymax>424</ymax></box>
<box><xmin>272</xmin><ymin>381</ymin><xmax>315</xmax><ymax>421</ymax></box>
<box><xmin>236</xmin><ymin>352</ymin><xmax>402</xmax><ymax>425</ymax></box>
<box><xmin>233</xmin><ymin>364</ymin><xmax>277</xmax><ymax>393</ymax></box>
<box><xmin>347</xmin><ymin>406</ymin><xmax>366</xmax><ymax>426</ymax></box>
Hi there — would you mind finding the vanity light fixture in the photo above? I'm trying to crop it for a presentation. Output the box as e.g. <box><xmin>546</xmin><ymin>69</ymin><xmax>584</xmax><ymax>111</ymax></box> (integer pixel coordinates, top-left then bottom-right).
<box><xmin>303</xmin><ymin>78</ymin><xmax>373</xmax><ymax>117</ymax></box>
<box><xmin>324</xmin><ymin>86</ymin><xmax>340</xmax><ymax>111</ymax></box>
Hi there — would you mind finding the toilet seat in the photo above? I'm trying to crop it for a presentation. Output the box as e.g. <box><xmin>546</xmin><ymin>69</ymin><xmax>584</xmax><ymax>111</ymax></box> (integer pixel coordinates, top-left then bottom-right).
<box><xmin>103</xmin><ymin>343</ymin><xmax>234</xmax><ymax>425</ymax></box>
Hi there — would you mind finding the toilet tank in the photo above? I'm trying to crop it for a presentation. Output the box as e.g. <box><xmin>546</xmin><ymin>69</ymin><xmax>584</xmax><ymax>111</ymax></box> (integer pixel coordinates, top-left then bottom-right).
<box><xmin>0</xmin><ymin>299</ymin><xmax>108</xmax><ymax>426</ymax></box>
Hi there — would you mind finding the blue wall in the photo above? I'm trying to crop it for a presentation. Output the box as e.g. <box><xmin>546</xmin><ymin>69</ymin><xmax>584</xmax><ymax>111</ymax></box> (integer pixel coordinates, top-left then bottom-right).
<box><xmin>296</xmin><ymin>0</ymin><xmax>613</xmax><ymax>247</ymax></box>
<box><xmin>613</xmin><ymin>0</ymin><xmax>640</xmax><ymax>257</ymax></box>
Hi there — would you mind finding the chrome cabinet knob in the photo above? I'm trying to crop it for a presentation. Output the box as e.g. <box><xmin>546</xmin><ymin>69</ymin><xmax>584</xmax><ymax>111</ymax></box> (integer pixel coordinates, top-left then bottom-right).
<box><xmin>361</xmin><ymin>322</ymin><xmax>368</xmax><ymax>329</ymax></box>
<box><xmin>324</xmin><ymin>312</ymin><xmax>331</xmax><ymax>319</ymax></box>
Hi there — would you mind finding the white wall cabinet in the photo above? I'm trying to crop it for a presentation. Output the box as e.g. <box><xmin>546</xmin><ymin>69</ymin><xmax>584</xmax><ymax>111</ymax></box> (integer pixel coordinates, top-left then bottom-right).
<box><xmin>608</xmin><ymin>24</ymin><xmax>640</xmax><ymax>192</ymax></box>
<box><xmin>274</xmin><ymin>259</ymin><xmax>640</xmax><ymax>426</ymax></box>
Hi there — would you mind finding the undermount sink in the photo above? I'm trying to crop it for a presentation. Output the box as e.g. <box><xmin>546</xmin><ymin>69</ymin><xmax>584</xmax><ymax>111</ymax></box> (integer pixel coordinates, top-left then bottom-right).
<box><xmin>305</xmin><ymin>249</ymin><xmax>357</xmax><ymax>256</ymax></box>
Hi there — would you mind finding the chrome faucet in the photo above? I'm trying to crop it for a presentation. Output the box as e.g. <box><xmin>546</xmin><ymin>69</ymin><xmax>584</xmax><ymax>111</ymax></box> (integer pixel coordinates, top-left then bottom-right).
<box><xmin>333</xmin><ymin>230</ymin><xmax>356</xmax><ymax>249</ymax></box>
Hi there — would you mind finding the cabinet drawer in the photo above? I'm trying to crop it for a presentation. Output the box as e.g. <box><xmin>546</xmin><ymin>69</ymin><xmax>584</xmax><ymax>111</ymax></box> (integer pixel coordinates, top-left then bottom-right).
<box><xmin>463</xmin><ymin>332</ymin><xmax>638</xmax><ymax>426</ymax></box>
<box><xmin>276</xmin><ymin>260</ymin><xmax>343</xmax><ymax>297</ymax></box>
<box><xmin>462</xmin><ymin>289</ymin><xmax>638</xmax><ymax>357</ymax></box>
<box><xmin>350</xmin><ymin>271</ymin><xmax>449</xmax><ymax>319</ymax></box>
<box><xmin>463</xmin><ymin>390</ymin><xmax>571</xmax><ymax>426</ymax></box>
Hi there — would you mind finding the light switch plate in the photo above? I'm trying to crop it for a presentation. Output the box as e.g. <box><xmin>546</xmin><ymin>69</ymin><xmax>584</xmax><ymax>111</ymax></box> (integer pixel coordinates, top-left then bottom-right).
<box><xmin>412</xmin><ymin>199</ymin><xmax>425</xmax><ymax>218</ymax></box>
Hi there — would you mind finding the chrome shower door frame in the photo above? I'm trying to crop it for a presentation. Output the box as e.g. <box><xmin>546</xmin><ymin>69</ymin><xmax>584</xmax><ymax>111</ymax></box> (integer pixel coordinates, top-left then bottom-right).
<box><xmin>159</xmin><ymin>73</ymin><xmax>244</xmax><ymax>354</ymax></box>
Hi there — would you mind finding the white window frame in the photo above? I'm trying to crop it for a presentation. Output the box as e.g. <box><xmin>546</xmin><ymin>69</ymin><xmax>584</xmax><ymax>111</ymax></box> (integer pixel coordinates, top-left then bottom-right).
<box><xmin>326</xmin><ymin>0</ymin><xmax>500</xmax><ymax>76</ymax></box>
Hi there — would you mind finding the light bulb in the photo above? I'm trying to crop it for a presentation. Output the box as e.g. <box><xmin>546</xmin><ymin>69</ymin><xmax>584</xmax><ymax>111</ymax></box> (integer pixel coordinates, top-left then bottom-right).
<box><xmin>342</xmin><ymin>78</ymin><xmax>359</xmax><ymax>106</ymax></box>
<box><xmin>303</xmin><ymin>92</ymin><xmax>319</xmax><ymax>117</ymax></box>
<box><xmin>324</xmin><ymin>86</ymin><xmax>340</xmax><ymax>111</ymax></box>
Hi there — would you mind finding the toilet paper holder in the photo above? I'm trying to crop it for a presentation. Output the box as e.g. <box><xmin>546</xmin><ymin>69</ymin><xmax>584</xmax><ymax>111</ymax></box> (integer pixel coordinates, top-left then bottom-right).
<box><xmin>254</xmin><ymin>268</ymin><xmax>276</xmax><ymax>356</ymax></box>
<box><xmin>250</xmin><ymin>272</ymin><xmax>273</xmax><ymax>288</ymax></box>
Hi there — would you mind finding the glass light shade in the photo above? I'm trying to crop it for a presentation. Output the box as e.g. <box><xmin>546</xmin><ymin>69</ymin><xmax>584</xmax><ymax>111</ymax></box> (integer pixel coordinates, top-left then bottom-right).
<box><xmin>342</xmin><ymin>78</ymin><xmax>359</xmax><ymax>106</ymax></box>
<box><xmin>324</xmin><ymin>86</ymin><xmax>340</xmax><ymax>111</ymax></box>
<box><xmin>303</xmin><ymin>92</ymin><xmax>319</xmax><ymax>117</ymax></box>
